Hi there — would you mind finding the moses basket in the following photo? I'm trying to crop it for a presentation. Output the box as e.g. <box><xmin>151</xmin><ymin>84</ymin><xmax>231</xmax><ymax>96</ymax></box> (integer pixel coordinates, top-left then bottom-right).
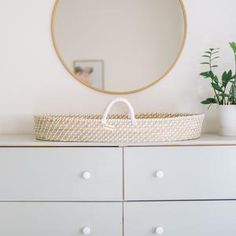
<box><xmin>34</xmin><ymin>98</ymin><xmax>204</xmax><ymax>143</ymax></box>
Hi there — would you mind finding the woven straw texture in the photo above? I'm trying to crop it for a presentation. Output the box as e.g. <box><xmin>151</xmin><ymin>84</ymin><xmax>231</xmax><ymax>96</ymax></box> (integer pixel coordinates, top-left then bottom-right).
<box><xmin>34</xmin><ymin>113</ymin><xmax>204</xmax><ymax>143</ymax></box>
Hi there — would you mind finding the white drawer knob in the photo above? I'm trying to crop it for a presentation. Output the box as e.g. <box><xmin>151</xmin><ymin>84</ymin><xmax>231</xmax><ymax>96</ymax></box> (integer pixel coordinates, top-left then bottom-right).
<box><xmin>154</xmin><ymin>226</ymin><xmax>164</xmax><ymax>234</ymax></box>
<box><xmin>82</xmin><ymin>171</ymin><xmax>91</xmax><ymax>180</ymax></box>
<box><xmin>154</xmin><ymin>170</ymin><xmax>164</xmax><ymax>179</ymax></box>
<box><xmin>82</xmin><ymin>226</ymin><xmax>91</xmax><ymax>235</ymax></box>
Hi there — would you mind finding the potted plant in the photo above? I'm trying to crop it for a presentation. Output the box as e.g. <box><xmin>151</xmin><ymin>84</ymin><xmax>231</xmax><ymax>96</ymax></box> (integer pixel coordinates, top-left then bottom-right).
<box><xmin>200</xmin><ymin>42</ymin><xmax>236</xmax><ymax>136</ymax></box>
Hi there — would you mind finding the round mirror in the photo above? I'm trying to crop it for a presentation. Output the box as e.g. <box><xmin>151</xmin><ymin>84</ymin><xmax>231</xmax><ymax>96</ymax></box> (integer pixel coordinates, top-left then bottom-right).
<box><xmin>52</xmin><ymin>0</ymin><xmax>187</xmax><ymax>94</ymax></box>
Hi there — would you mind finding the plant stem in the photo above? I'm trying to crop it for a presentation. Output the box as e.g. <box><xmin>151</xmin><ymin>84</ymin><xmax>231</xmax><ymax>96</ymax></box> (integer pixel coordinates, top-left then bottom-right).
<box><xmin>213</xmin><ymin>89</ymin><xmax>221</xmax><ymax>104</ymax></box>
<box><xmin>209</xmin><ymin>53</ymin><xmax>212</xmax><ymax>72</ymax></box>
<box><xmin>223</xmin><ymin>87</ymin><xmax>227</xmax><ymax>104</ymax></box>
<box><xmin>209</xmin><ymin>51</ymin><xmax>221</xmax><ymax>104</ymax></box>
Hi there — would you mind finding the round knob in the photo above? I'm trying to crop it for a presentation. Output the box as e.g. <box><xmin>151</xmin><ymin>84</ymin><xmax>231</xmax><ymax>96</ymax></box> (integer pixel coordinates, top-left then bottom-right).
<box><xmin>154</xmin><ymin>226</ymin><xmax>164</xmax><ymax>234</ymax></box>
<box><xmin>81</xmin><ymin>171</ymin><xmax>91</xmax><ymax>180</ymax></box>
<box><xmin>154</xmin><ymin>170</ymin><xmax>164</xmax><ymax>179</ymax></box>
<box><xmin>82</xmin><ymin>226</ymin><xmax>91</xmax><ymax>235</ymax></box>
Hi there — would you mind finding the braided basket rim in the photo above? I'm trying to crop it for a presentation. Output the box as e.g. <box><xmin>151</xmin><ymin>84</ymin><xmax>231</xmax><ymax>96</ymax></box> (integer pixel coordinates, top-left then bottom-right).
<box><xmin>34</xmin><ymin>113</ymin><xmax>204</xmax><ymax>122</ymax></box>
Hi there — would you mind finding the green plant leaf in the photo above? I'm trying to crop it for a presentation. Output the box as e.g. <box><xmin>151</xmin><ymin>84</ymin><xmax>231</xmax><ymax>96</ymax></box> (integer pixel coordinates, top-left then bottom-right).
<box><xmin>212</xmin><ymin>75</ymin><xmax>219</xmax><ymax>83</ymax></box>
<box><xmin>211</xmin><ymin>82</ymin><xmax>223</xmax><ymax>92</ymax></box>
<box><xmin>209</xmin><ymin>48</ymin><xmax>220</xmax><ymax>51</ymax></box>
<box><xmin>212</xmin><ymin>51</ymin><xmax>219</xmax><ymax>55</ymax></box>
<box><xmin>231</xmin><ymin>85</ymin><xmax>236</xmax><ymax>97</ymax></box>
<box><xmin>229</xmin><ymin>42</ymin><xmax>236</xmax><ymax>53</ymax></box>
<box><xmin>211</xmin><ymin>56</ymin><xmax>220</xmax><ymax>60</ymax></box>
<box><xmin>201</xmin><ymin>62</ymin><xmax>210</xmax><ymax>65</ymax></box>
<box><xmin>227</xmin><ymin>83</ymin><xmax>236</xmax><ymax>104</ymax></box>
<box><xmin>211</xmin><ymin>65</ymin><xmax>218</xmax><ymax>68</ymax></box>
<box><xmin>200</xmin><ymin>71</ymin><xmax>215</xmax><ymax>79</ymax></box>
<box><xmin>200</xmin><ymin>70</ymin><xmax>219</xmax><ymax>84</ymax></box>
<box><xmin>201</xmin><ymin>98</ymin><xmax>217</xmax><ymax>104</ymax></box>
<box><xmin>208</xmin><ymin>71</ymin><xmax>215</xmax><ymax>78</ymax></box>
<box><xmin>202</xmin><ymin>55</ymin><xmax>210</xmax><ymax>58</ymax></box>
<box><xmin>222</xmin><ymin>70</ymin><xmax>233</xmax><ymax>86</ymax></box>
<box><xmin>219</xmin><ymin>93</ymin><xmax>230</xmax><ymax>97</ymax></box>
<box><xmin>200</xmin><ymin>71</ymin><xmax>211</xmax><ymax>78</ymax></box>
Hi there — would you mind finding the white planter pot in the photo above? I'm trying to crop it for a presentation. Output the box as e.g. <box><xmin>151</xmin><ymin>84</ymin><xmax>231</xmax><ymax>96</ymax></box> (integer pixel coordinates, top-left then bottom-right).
<box><xmin>219</xmin><ymin>105</ymin><xmax>236</xmax><ymax>136</ymax></box>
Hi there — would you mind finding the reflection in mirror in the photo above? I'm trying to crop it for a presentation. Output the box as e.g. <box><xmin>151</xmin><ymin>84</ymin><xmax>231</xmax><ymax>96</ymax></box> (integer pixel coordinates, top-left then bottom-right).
<box><xmin>52</xmin><ymin>0</ymin><xmax>186</xmax><ymax>94</ymax></box>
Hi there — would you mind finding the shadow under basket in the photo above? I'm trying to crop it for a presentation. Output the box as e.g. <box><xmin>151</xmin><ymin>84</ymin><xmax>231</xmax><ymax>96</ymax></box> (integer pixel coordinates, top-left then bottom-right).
<box><xmin>34</xmin><ymin>113</ymin><xmax>205</xmax><ymax>143</ymax></box>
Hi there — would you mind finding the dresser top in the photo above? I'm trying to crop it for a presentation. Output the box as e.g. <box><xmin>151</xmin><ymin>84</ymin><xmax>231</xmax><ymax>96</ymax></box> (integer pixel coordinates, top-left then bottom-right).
<box><xmin>0</xmin><ymin>134</ymin><xmax>235</xmax><ymax>147</ymax></box>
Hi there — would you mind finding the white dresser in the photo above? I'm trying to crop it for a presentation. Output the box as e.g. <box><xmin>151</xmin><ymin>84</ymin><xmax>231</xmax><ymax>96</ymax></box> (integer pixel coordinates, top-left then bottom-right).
<box><xmin>0</xmin><ymin>134</ymin><xmax>236</xmax><ymax>235</ymax></box>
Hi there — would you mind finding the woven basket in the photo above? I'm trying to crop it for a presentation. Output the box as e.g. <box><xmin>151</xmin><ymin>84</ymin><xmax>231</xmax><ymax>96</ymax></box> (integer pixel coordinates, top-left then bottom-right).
<box><xmin>34</xmin><ymin>98</ymin><xmax>204</xmax><ymax>143</ymax></box>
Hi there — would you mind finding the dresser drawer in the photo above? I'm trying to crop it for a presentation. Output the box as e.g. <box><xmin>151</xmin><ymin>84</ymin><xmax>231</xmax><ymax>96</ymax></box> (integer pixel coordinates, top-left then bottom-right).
<box><xmin>0</xmin><ymin>148</ymin><xmax>122</xmax><ymax>201</ymax></box>
<box><xmin>0</xmin><ymin>202</ymin><xmax>122</xmax><ymax>236</ymax></box>
<box><xmin>125</xmin><ymin>201</ymin><xmax>236</xmax><ymax>236</ymax></box>
<box><xmin>124</xmin><ymin>146</ymin><xmax>236</xmax><ymax>200</ymax></box>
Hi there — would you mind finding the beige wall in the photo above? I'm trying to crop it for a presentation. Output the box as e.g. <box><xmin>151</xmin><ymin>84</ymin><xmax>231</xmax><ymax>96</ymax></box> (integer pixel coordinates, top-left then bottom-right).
<box><xmin>0</xmin><ymin>0</ymin><xmax>235</xmax><ymax>134</ymax></box>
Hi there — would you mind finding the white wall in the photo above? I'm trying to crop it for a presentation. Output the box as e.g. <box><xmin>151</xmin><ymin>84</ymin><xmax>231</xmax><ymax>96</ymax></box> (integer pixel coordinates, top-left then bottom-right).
<box><xmin>0</xmin><ymin>0</ymin><xmax>235</xmax><ymax>134</ymax></box>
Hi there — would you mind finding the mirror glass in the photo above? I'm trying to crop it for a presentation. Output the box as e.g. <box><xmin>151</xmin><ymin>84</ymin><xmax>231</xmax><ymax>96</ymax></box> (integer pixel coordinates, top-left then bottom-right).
<box><xmin>52</xmin><ymin>0</ymin><xmax>186</xmax><ymax>94</ymax></box>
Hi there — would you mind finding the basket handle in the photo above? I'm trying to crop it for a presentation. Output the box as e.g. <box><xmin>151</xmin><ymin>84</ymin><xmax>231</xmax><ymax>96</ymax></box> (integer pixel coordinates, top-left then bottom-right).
<box><xmin>102</xmin><ymin>98</ymin><xmax>137</xmax><ymax>126</ymax></box>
